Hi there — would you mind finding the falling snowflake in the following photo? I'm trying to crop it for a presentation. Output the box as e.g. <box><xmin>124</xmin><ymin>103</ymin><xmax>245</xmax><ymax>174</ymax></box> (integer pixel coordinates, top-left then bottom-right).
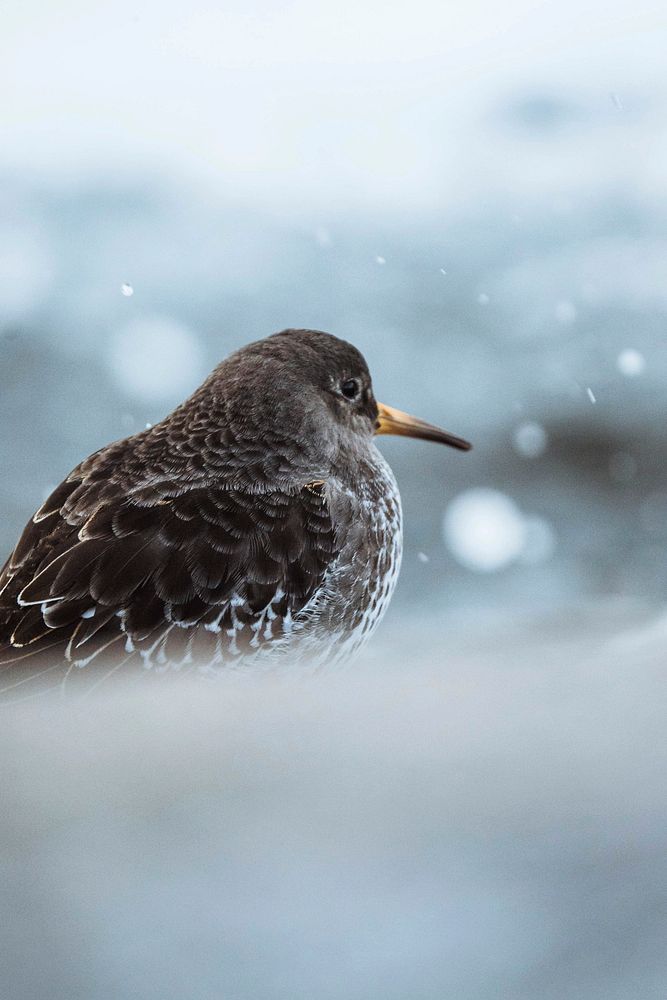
<box><xmin>616</xmin><ymin>349</ymin><xmax>645</xmax><ymax>377</ymax></box>
<box><xmin>512</xmin><ymin>422</ymin><xmax>548</xmax><ymax>459</ymax></box>
<box><xmin>443</xmin><ymin>489</ymin><xmax>524</xmax><ymax>573</ymax></box>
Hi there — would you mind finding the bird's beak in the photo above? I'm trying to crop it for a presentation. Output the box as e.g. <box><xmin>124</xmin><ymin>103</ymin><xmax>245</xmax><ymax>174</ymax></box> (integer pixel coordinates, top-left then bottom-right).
<box><xmin>375</xmin><ymin>402</ymin><xmax>472</xmax><ymax>451</ymax></box>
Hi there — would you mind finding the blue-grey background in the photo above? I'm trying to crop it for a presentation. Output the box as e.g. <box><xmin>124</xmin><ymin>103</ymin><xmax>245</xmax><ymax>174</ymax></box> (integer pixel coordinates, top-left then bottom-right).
<box><xmin>1</xmin><ymin>2</ymin><xmax>666</xmax><ymax>998</ymax></box>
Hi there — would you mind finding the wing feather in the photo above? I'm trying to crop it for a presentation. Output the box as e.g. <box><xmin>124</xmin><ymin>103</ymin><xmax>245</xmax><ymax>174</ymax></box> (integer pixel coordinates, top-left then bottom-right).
<box><xmin>0</xmin><ymin>477</ymin><xmax>339</xmax><ymax>675</ymax></box>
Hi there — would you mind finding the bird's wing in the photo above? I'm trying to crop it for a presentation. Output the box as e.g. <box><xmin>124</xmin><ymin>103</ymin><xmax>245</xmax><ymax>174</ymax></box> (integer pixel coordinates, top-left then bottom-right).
<box><xmin>0</xmin><ymin>476</ymin><xmax>339</xmax><ymax>672</ymax></box>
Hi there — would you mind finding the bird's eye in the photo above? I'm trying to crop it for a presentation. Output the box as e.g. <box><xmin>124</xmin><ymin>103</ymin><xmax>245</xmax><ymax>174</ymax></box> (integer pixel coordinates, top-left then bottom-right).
<box><xmin>340</xmin><ymin>378</ymin><xmax>360</xmax><ymax>400</ymax></box>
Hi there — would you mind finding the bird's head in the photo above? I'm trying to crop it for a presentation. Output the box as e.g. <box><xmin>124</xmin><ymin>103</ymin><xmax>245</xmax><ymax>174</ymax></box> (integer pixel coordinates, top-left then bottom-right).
<box><xmin>199</xmin><ymin>328</ymin><xmax>470</xmax><ymax>488</ymax></box>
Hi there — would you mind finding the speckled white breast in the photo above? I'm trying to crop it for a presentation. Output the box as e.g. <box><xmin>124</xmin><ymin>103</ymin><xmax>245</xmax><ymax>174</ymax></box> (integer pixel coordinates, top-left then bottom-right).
<box><xmin>287</xmin><ymin>451</ymin><xmax>403</xmax><ymax>667</ymax></box>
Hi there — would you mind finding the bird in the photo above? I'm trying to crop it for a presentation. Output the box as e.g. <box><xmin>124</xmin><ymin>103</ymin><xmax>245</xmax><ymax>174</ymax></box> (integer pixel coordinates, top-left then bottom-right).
<box><xmin>0</xmin><ymin>328</ymin><xmax>470</xmax><ymax>692</ymax></box>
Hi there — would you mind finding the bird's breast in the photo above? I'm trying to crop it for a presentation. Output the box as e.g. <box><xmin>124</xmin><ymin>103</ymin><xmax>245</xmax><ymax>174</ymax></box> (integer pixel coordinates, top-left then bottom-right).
<box><xmin>294</xmin><ymin>452</ymin><xmax>403</xmax><ymax>665</ymax></box>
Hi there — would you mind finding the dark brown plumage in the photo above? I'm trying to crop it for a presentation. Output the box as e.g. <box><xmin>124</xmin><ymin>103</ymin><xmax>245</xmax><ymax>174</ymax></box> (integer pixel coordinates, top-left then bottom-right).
<box><xmin>0</xmin><ymin>328</ymin><xmax>470</xmax><ymax>695</ymax></box>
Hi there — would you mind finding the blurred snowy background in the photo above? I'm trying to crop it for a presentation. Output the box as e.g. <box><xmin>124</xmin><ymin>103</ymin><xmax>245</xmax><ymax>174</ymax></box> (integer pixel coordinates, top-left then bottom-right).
<box><xmin>1</xmin><ymin>1</ymin><xmax>666</xmax><ymax>997</ymax></box>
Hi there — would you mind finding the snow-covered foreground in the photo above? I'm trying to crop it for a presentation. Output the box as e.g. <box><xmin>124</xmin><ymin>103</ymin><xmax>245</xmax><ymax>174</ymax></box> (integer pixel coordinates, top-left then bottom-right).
<box><xmin>1</xmin><ymin>604</ymin><xmax>665</xmax><ymax>1000</ymax></box>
